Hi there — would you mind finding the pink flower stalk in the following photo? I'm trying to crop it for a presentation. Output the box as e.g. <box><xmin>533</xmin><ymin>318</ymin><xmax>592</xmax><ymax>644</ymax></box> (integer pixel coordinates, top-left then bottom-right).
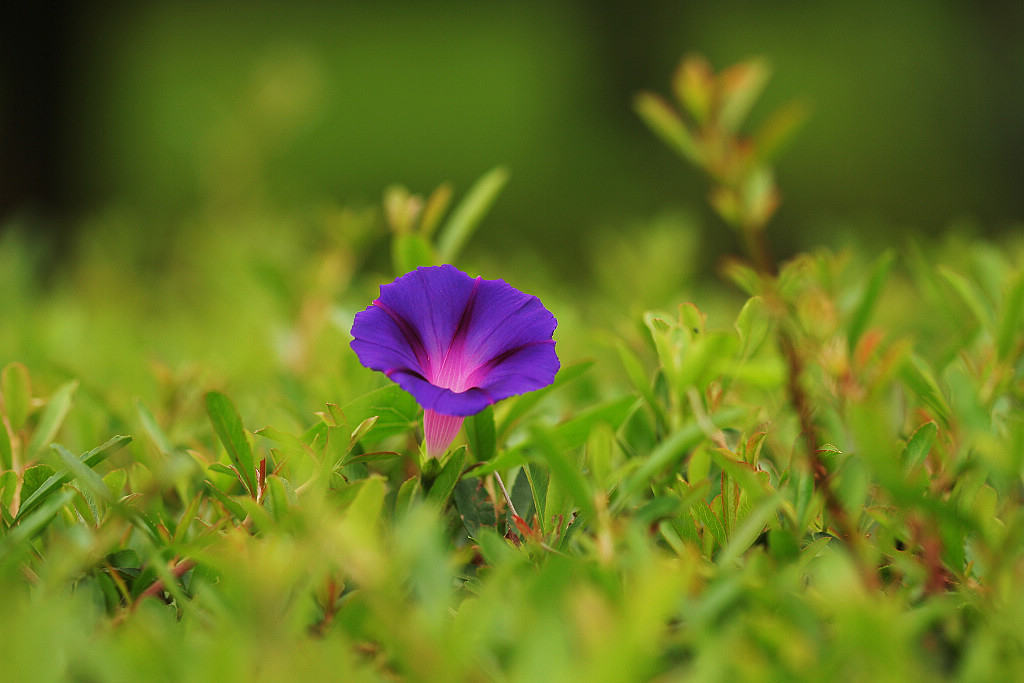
<box><xmin>350</xmin><ymin>265</ymin><xmax>559</xmax><ymax>458</ymax></box>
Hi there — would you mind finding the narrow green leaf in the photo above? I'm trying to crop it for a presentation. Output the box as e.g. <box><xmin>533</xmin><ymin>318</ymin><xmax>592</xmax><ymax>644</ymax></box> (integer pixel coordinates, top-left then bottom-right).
<box><xmin>939</xmin><ymin>266</ymin><xmax>994</xmax><ymax>332</ymax></box>
<box><xmin>902</xmin><ymin>421</ymin><xmax>937</xmax><ymax>471</ymax></box>
<box><xmin>136</xmin><ymin>399</ymin><xmax>175</xmax><ymax>455</ymax></box>
<box><xmin>996</xmin><ymin>271</ymin><xmax>1024</xmax><ymax>362</ymax></box>
<box><xmin>476</xmin><ymin>527</ymin><xmax>519</xmax><ymax>566</ymax></box>
<box><xmin>634</xmin><ymin>92</ymin><xmax>702</xmax><ymax>166</ymax></box>
<box><xmin>343</xmin><ymin>450</ymin><xmax>402</xmax><ymax>467</ymax></box>
<box><xmin>395</xmin><ymin>476</ymin><xmax>422</xmax><ymax>516</ymax></box>
<box><xmin>847</xmin><ymin>249</ymin><xmax>897</xmax><ymax>350</ymax></box>
<box><xmin>19</xmin><ymin>464</ymin><xmax>54</xmax><ymax>508</ymax></box>
<box><xmin>719</xmin><ymin>493</ymin><xmax>783</xmax><ymax>565</ymax></box>
<box><xmin>26</xmin><ymin>380</ymin><xmax>78</xmax><ymax>461</ymax></box>
<box><xmin>615</xmin><ymin>341</ymin><xmax>665</xmax><ymax>427</ymax></box>
<box><xmin>452</xmin><ymin>477</ymin><xmax>495</xmax><ymax>538</ymax></box>
<box><xmin>436</xmin><ymin>166</ymin><xmax>509</xmax><ymax>263</ymax></box>
<box><xmin>426</xmin><ymin>448</ymin><xmax>466</xmax><ymax>509</ymax></box>
<box><xmin>325</xmin><ymin>403</ymin><xmax>347</xmax><ymax>429</ymax></box>
<box><xmin>0</xmin><ymin>490</ymin><xmax>76</xmax><ymax>562</ymax></box>
<box><xmin>266</xmin><ymin>475</ymin><xmax>297</xmax><ymax>518</ymax></box>
<box><xmin>205</xmin><ymin>391</ymin><xmax>257</xmax><ymax>497</ymax></box>
<box><xmin>0</xmin><ymin>473</ymin><xmax>17</xmax><ymax>520</ymax></box>
<box><xmin>464</xmin><ymin>446</ymin><xmax>531</xmax><ymax>478</ymax></box>
<box><xmin>349</xmin><ymin>416</ymin><xmax>380</xmax><ymax>451</ymax></box>
<box><xmin>734</xmin><ymin>296</ymin><xmax>770</xmax><ymax>361</ymax></box>
<box><xmin>753</xmin><ymin>99</ymin><xmax>810</xmax><ymax>163</ymax></box>
<box><xmin>718</xmin><ymin>58</ymin><xmax>771</xmax><ymax>132</ymax></box>
<box><xmin>208</xmin><ymin>463</ymin><xmax>239</xmax><ymax>478</ymax></box>
<box><xmin>615</xmin><ymin>406</ymin><xmax>745</xmax><ymax>510</ymax></box>
<box><xmin>392</xmin><ymin>233</ymin><xmax>436</xmax><ymax>276</ymax></box>
<box><xmin>339</xmin><ymin>385</ymin><xmax>419</xmax><ymax>443</ymax></box>
<box><xmin>0</xmin><ymin>420</ymin><xmax>12</xmax><ymax>472</ymax></box>
<box><xmin>495</xmin><ymin>361</ymin><xmax>592</xmax><ymax>438</ymax></box>
<box><xmin>553</xmin><ymin>395</ymin><xmax>636</xmax><ymax>450</ymax></box>
<box><xmin>509</xmin><ymin>469</ymin><xmax>535</xmax><ymax>524</ymax></box>
<box><xmin>585</xmin><ymin>422</ymin><xmax>615</xmax><ymax>490</ymax></box>
<box><xmin>530</xmin><ymin>425</ymin><xmax>595</xmax><ymax>521</ymax></box>
<box><xmin>1</xmin><ymin>362</ymin><xmax>31</xmax><ymax>433</ymax></box>
<box><xmin>419</xmin><ymin>182</ymin><xmax>453</xmax><ymax>238</ymax></box>
<box><xmin>173</xmin><ymin>491</ymin><xmax>204</xmax><ymax>544</ymax></box>
<box><xmin>672</xmin><ymin>55</ymin><xmax>714</xmax><ymax>124</ymax></box>
<box><xmin>53</xmin><ymin>443</ymin><xmax>112</xmax><ymax>504</ymax></box>
<box><xmin>525</xmin><ymin>462</ymin><xmax>550</xmax><ymax>533</ymax></box>
<box><xmin>709</xmin><ymin>449</ymin><xmax>773</xmax><ymax>502</ymax></box>
<box><xmin>203</xmin><ymin>481</ymin><xmax>248</xmax><ymax>521</ymax></box>
<box><xmin>464</xmin><ymin>406</ymin><xmax>496</xmax><ymax>463</ymax></box>
<box><xmin>692</xmin><ymin>500</ymin><xmax>728</xmax><ymax>549</ymax></box>
<box><xmin>16</xmin><ymin>435</ymin><xmax>131</xmax><ymax>521</ymax></box>
<box><xmin>899</xmin><ymin>354</ymin><xmax>951</xmax><ymax>425</ymax></box>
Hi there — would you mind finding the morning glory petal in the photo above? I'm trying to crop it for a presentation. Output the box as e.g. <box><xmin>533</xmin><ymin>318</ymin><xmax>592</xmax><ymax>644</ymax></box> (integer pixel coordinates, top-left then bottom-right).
<box><xmin>350</xmin><ymin>265</ymin><xmax>559</xmax><ymax>457</ymax></box>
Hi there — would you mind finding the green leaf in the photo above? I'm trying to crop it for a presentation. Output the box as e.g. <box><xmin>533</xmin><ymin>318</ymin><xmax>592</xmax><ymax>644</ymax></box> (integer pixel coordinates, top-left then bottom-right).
<box><xmin>509</xmin><ymin>469</ymin><xmax>535</xmax><ymax>524</ymax></box>
<box><xmin>585</xmin><ymin>422</ymin><xmax>615</xmax><ymax>491</ymax></box>
<box><xmin>525</xmin><ymin>462</ymin><xmax>550</xmax><ymax>533</ymax></box>
<box><xmin>719</xmin><ymin>493</ymin><xmax>783</xmax><ymax>565</ymax></box>
<box><xmin>419</xmin><ymin>182</ymin><xmax>453</xmax><ymax>238</ymax></box>
<box><xmin>476</xmin><ymin>527</ymin><xmax>519</xmax><ymax>566</ymax></box>
<box><xmin>203</xmin><ymin>481</ymin><xmax>248</xmax><ymax>522</ymax></box>
<box><xmin>205</xmin><ymin>391</ymin><xmax>257</xmax><ymax>498</ymax></box>
<box><xmin>0</xmin><ymin>471</ymin><xmax>16</xmax><ymax>525</ymax></box>
<box><xmin>426</xmin><ymin>447</ymin><xmax>466</xmax><ymax>509</ymax></box>
<box><xmin>634</xmin><ymin>92</ymin><xmax>702</xmax><ymax>166</ymax></box>
<box><xmin>464</xmin><ymin>446</ymin><xmax>531</xmax><ymax>478</ymax></box>
<box><xmin>615</xmin><ymin>341</ymin><xmax>665</xmax><ymax>427</ymax></box>
<box><xmin>529</xmin><ymin>424</ymin><xmax>595</xmax><ymax>521</ymax></box>
<box><xmin>266</xmin><ymin>475</ymin><xmax>298</xmax><ymax>519</ymax></box>
<box><xmin>552</xmin><ymin>395</ymin><xmax>637</xmax><ymax>451</ymax></box>
<box><xmin>0</xmin><ymin>490</ymin><xmax>76</xmax><ymax>562</ymax></box>
<box><xmin>53</xmin><ymin>443</ymin><xmax>112</xmax><ymax>504</ymax></box>
<box><xmin>339</xmin><ymin>384</ymin><xmax>419</xmax><ymax>443</ymax></box>
<box><xmin>753</xmin><ymin>99</ymin><xmax>810</xmax><ymax>164</ymax></box>
<box><xmin>392</xmin><ymin>233</ymin><xmax>436</xmax><ymax>276</ymax></box>
<box><xmin>0</xmin><ymin>420</ymin><xmax>12</xmax><ymax>472</ymax></box>
<box><xmin>615</xmin><ymin>406</ymin><xmax>745</xmax><ymax>510</ymax></box>
<box><xmin>19</xmin><ymin>464</ymin><xmax>54</xmax><ymax>507</ymax></box>
<box><xmin>1</xmin><ymin>362</ymin><xmax>31</xmax><ymax>433</ymax></box>
<box><xmin>136</xmin><ymin>399</ymin><xmax>176</xmax><ymax>455</ymax></box>
<box><xmin>996</xmin><ymin>271</ymin><xmax>1024</xmax><ymax>362</ymax></box>
<box><xmin>436</xmin><ymin>166</ymin><xmax>509</xmax><ymax>263</ymax></box>
<box><xmin>692</xmin><ymin>500</ymin><xmax>728</xmax><ymax>549</ymax></box>
<box><xmin>718</xmin><ymin>58</ymin><xmax>771</xmax><ymax>132</ymax></box>
<box><xmin>899</xmin><ymin>354</ymin><xmax>951</xmax><ymax>426</ymax></box>
<box><xmin>452</xmin><ymin>477</ymin><xmax>495</xmax><ymax>538</ymax></box>
<box><xmin>902</xmin><ymin>421</ymin><xmax>937</xmax><ymax>471</ymax></box>
<box><xmin>25</xmin><ymin>380</ymin><xmax>78</xmax><ymax>461</ymax></box>
<box><xmin>208</xmin><ymin>463</ymin><xmax>239</xmax><ymax>478</ymax></box>
<box><xmin>395</xmin><ymin>476</ymin><xmax>422</xmax><ymax>516</ymax></box>
<box><xmin>672</xmin><ymin>54</ymin><xmax>714</xmax><ymax>124</ymax></box>
<box><xmin>464</xmin><ymin>406</ymin><xmax>496</xmax><ymax>463</ymax></box>
<box><xmin>734</xmin><ymin>296</ymin><xmax>770</xmax><ymax>361</ymax></box>
<box><xmin>939</xmin><ymin>266</ymin><xmax>994</xmax><ymax>332</ymax></box>
<box><xmin>847</xmin><ymin>249</ymin><xmax>897</xmax><ymax>350</ymax></box>
<box><xmin>348</xmin><ymin>416</ymin><xmax>380</xmax><ymax>451</ymax></box>
<box><xmin>15</xmin><ymin>435</ymin><xmax>131</xmax><ymax>521</ymax></box>
<box><xmin>495</xmin><ymin>360</ymin><xmax>592</xmax><ymax>438</ymax></box>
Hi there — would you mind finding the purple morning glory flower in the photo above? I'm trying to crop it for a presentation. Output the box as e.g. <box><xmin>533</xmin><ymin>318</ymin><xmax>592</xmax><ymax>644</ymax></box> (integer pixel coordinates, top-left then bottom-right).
<box><xmin>350</xmin><ymin>265</ymin><xmax>559</xmax><ymax>458</ymax></box>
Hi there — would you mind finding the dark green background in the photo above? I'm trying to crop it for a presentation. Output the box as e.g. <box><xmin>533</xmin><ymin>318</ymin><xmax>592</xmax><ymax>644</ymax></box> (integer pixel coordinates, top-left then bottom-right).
<box><xmin>3</xmin><ymin>1</ymin><xmax>1022</xmax><ymax>268</ymax></box>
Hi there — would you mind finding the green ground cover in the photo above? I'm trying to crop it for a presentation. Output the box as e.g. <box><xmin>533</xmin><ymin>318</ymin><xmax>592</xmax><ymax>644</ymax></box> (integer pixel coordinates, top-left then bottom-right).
<box><xmin>1</xmin><ymin>56</ymin><xmax>1023</xmax><ymax>681</ymax></box>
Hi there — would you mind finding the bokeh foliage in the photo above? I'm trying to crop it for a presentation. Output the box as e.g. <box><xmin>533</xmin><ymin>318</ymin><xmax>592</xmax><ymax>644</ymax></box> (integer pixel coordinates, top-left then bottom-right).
<box><xmin>2</xmin><ymin>52</ymin><xmax>1024</xmax><ymax>681</ymax></box>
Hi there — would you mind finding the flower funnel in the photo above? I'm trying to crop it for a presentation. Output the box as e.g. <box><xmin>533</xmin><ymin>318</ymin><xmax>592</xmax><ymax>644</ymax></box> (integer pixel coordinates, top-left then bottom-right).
<box><xmin>351</xmin><ymin>265</ymin><xmax>559</xmax><ymax>458</ymax></box>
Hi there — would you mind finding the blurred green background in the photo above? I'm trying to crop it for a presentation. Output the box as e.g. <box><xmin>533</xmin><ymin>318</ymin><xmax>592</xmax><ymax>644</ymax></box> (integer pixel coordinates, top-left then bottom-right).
<box><xmin>3</xmin><ymin>0</ymin><xmax>1022</xmax><ymax>273</ymax></box>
